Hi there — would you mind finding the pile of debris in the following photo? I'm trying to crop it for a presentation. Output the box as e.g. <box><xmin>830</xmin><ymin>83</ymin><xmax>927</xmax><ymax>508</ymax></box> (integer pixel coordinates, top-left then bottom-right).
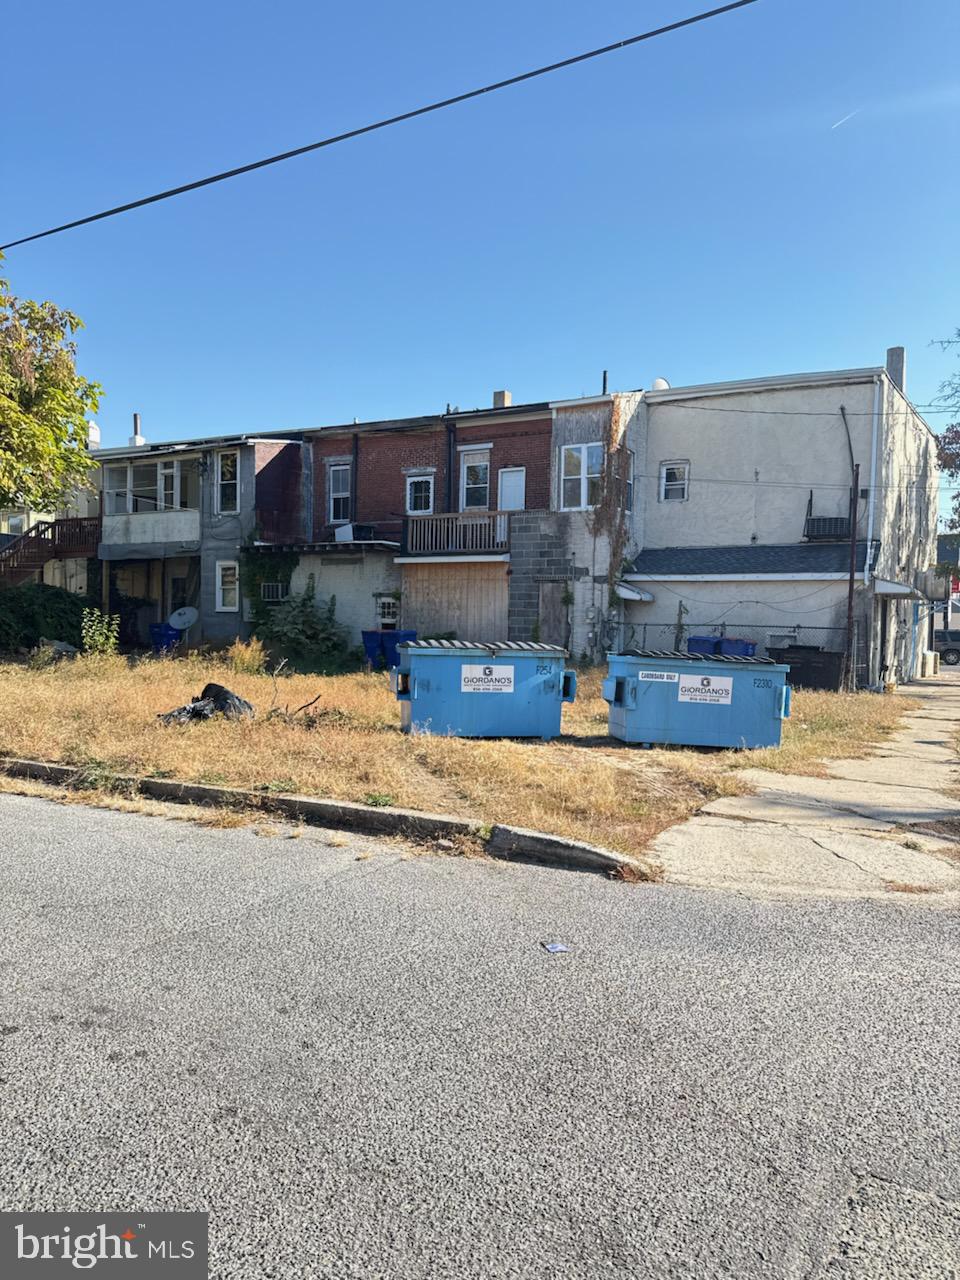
<box><xmin>158</xmin><ymin>683</ymin><xmax>254</xmax><ymax>725</ymax></box>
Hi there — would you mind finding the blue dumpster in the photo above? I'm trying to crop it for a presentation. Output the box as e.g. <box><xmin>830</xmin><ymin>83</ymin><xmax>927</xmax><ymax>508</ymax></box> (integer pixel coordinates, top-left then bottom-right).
<box><xmin>391</xmin><ymin>640</ymin><xmax>577</xmax><ymax>739</ymax></box>
<box><xmin>718</xmin><ymin>637</ymin><xmax>756</xmax><ymax>657</ymax></box>
<box><xmin>149</xmin><ymin>623</ymin><xmax>180</xmax><ymax>654</ymax></box>
<box><xmin>602</xmin><ymin>649</ymin><xmax>790</xmax><ymax>749</ymax></box>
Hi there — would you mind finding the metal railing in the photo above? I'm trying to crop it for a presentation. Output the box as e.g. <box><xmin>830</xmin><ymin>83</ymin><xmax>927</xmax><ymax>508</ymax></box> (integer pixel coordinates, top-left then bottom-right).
<box><xmin>403</xmin><ymin>510</ymin><xmax>511</xmax><ymax>555</ymax></box>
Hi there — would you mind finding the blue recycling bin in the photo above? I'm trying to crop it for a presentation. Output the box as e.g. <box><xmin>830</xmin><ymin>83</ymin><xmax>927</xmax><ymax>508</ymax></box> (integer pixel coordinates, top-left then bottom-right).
<box><xmin>391</xmin><ymin>640</ymin><xmax>577</xmax><ymax>739</ymax></box>
<box><xmin>602</xmin><ymin>650</ymin><xmax>791</xmax><ymax>749</ymax></box>
<box><xmin>687</xmin><ymin>636</ymin><xmax>720</xmax><ymax>655</ymax></box>
<box><xmin>362</xmin><ymin>629</ymin><xmax>417</xmax><ymax>668</ymax></box>
<box><xmin>718</xmin><ymin>637</ymin><xmax>757</xmax><ymax>657</ymax></box>
<box><xmin>149</xmin><ymin>623</ymin><xmax>180</xmax><ymax>654</ymax></box>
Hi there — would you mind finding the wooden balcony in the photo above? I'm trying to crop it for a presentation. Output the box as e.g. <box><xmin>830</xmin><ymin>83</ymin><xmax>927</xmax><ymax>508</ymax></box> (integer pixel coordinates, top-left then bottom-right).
<box><xmin>402</xmin><ymin>511</ymin><xmax>511</xmax><ymax>556</ymax></box>
<box><xmin>0</xmin><ymin>516</ymin><xmax>101</xmax><ymax>587</ymax></box>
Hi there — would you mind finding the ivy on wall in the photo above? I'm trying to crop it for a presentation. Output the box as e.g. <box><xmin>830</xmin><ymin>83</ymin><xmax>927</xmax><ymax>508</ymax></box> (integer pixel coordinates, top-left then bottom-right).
<box><xmin>239</xmin><ymin>549</ymin><xmax>300</xmax><ymax>629</ymax></box>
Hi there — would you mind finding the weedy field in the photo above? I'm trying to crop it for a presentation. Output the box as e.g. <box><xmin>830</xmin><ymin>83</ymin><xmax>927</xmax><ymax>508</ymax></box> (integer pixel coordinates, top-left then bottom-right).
<box><xmin>0</xmin><ymin>655</ymin><xmax>912</xmax><ymax>855</ymax></box>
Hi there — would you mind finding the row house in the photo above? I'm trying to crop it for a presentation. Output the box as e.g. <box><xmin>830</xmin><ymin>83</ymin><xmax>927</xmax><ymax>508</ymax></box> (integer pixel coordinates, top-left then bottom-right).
<box><xmin>0</xmin><ymin>348</ymin><xmax>938</xmax><ymax>683</ymax></box>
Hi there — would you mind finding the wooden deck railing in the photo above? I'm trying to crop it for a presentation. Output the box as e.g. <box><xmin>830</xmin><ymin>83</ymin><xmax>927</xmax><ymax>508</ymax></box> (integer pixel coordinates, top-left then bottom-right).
<box><xmin>0</xmin><ymin>516</ymin><xmax>101</xmax><ymax>586</ymax></box>
<box><xmin>403</xmin><ymin>511</ymin><xmax>511</xmax><ymax>555</ymax></box>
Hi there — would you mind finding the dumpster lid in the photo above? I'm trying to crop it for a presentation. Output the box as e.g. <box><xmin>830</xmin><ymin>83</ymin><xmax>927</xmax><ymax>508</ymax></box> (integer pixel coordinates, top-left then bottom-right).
<box><xmin>400</xmin><ymin>639</ymin><xmax>568</xmax><ymax>656</ymax></box>
<box><xmin>616</xmin><ymin>648</ymin><xmax>779</xmax><ymax>665</ymax></box>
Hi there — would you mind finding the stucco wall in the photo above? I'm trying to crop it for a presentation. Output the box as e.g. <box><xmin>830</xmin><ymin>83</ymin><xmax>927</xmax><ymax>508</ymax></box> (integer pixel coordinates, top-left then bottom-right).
<box><xmin>101</xmin><ymin>510</ymin><xmax>200</xmax><ymax>547</ymax></box>
<box><xmin>42</xmin><ymin>557</ymin><xmax>89</xmax><ymax>595</ymax></box>
<box><xmin>642</xmin><ymin>379</ymin><xmax>879</xmax><ymax>548</ymax></box>
<box><xmin>290</xmin><ymin>551</ymin><xmax>400</xmax><ymax>645</ymax></box>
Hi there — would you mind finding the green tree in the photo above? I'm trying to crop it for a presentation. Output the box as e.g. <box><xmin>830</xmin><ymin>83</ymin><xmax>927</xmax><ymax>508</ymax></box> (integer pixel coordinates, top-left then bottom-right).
<box><xmin>935</xmin><ymin>330</ymin><xmax>960</xmax><ymax>529</ymax></box>
<box><xmin>0</xmin><ymin>257</ymin><xmax>100</xmax><ymax>510</ymax></box>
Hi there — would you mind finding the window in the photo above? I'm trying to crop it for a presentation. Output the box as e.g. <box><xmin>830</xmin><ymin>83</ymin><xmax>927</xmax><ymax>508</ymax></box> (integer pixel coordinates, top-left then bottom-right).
<box><xmin>216</xmin><ymin>560</ymin><xmax>240</xmax><ymax>612</ymax></box>
<box><xmin>376</xmin><ymin>595</ymin><xmax>400</xmax><ymax>629</ymax></box>
<box><xmin>560</xmin><ymin>443</ymin><xmax>604</xmax><ymax>510</ymax></box>
<box><xmin>131</xmin><ymin>463</ymin><xmax>159</xmax><ymax>512</ymax></box>
<box><xmin>104</xmin><ymin>465</ymin><xmax>129</xmax><ymax>514</ymax></box>
<box><xmin>217</xmin><ymin>451</ymin><xmax>239</xmax><ymax>513</ymax></box>
<box><xmin>406</xmin><ymin>474</ymin><xmax>434</xmax><ymax>514</ymax></box>
<box><xmin>329</xmin><ymin>463</ymin><xmax>351</xmax><ymax>523</ymax></box>
<box><xmin>660</xmin><ymin>460</ymin><xmax>689</xmax><ymax>502</ymax></box>
<box><xmin>160</xmin><ymin>461</ymin><xmax>176</xmax><ymax>510</ymax></box>
<box><xmin>7</xmin><ymin>515</ymin><xmax>25</xmax><ymax>536</ymax></box>
<box><xmin>624</xmin><ymin>450</ymin><xmax>635</xmax><ymax>513</ymax></box>
<box><xmin>460</xmin><ymin>452</ymin><xmax>490</xmax><ymax>510</ymax></box>
<box><xmin>260</xmin><ymin>581</ymin><xmax>290</xmax><ymax>604</ymax></box>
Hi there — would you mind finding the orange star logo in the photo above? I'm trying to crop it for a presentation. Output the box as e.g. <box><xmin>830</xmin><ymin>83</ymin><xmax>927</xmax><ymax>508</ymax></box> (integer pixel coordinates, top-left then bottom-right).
<box><xmin>121</xmin><ymin>1230</ymin><xmax>136</xmax><ymax>1242</ymax></box>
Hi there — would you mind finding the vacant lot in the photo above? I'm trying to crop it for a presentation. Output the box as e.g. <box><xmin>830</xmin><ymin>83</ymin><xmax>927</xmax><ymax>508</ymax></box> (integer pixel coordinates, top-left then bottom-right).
<box><xmin>0</xmin><ymin>658</ymin><xmax>912</xmax><ymax>856</ymax></box>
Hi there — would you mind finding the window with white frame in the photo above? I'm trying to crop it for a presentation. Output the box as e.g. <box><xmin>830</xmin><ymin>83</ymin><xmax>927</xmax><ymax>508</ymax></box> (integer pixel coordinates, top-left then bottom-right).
<box><xmin>624</xmin><ymin>449</ymin><xmax>635</xmax><ymax>513</ymax></box>
<box><xmin>7</xmin><ymin>515</ymin><xmax>25</xmax><ymax>536</ymax></box>
<box><xmin>329</xmin><ymin>463</ymin><xmax>351</xmax><ymax>523</ymax></box>
<box><xmin>217</xmin><ymin>450</ymin><xmax>239</xmax><ymax>513</ymax></box>
<box><xmin>375</xmin><ymin>595</ymin><xmax>400</xmax><ymax>629</ymax></box>
<box><xmin>460</xmin><ymin>452</ymin><xmax>490</xmax><ymax>510</ymax></box>
<box><xmin>216</xmin><ymin>560</ymin><xmax>240</xmax><ymax>612</ymax></box>
<box><xmin>659</xmin><ymin>460</ymin><xmax>689</xmax><ymax>502</ymax></box>
<box><xmin>260</xmin><ymin>581</ymin><xmax>290</xmax><ymax>604</ymax></box>
<box><xmin>405</xmin><ymin>474</ymin><xmax>434</xmax><ymax>514</ymax></box>
<box><xmin>560</xmin><ymin>443</ymin><xmax>604</xmax><ymax>510</ymax></box>
<box><xmin>103</xmin><ymin>458</ymin><xmax>201</xmax><ymax>515</ymax></box>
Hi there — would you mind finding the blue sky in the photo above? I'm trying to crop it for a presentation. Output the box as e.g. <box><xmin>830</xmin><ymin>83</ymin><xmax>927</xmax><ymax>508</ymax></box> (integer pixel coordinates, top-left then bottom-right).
<box><xmin>4</xmin><ymin>0</ymin><xmax>959</xmax><ymax>448</ymax></box>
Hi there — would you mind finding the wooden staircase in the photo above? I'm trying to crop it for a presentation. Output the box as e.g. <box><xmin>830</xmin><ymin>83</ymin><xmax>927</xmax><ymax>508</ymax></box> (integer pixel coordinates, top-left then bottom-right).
<box><xmin>0</xmin><ymin>517</ymin><xmax>101</xmax><ymax>588</ymax></box>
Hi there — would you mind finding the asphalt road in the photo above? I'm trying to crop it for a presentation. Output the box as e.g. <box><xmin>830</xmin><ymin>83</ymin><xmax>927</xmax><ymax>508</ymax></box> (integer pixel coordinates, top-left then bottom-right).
<box><xmin>1</xmin><ymin>793</ymin><xmax>959</xmax><ymax>1279</ymax></box>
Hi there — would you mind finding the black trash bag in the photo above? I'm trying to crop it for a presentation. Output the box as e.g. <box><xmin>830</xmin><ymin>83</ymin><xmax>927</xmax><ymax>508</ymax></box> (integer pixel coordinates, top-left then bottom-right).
<box><xmin>158</xmin><ymin>684</ymin><xmax>254</xmax><ymax>726</ymax></box>
<box><xmin>199</xmin><ymin>683</ymin><xmax>255</xmax><ymax>720</ymax></box>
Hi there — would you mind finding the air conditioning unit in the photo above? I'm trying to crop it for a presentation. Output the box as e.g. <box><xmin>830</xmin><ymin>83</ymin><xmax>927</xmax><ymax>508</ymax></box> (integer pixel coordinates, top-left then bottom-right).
<box><xmin>334</xmin><ymin>523</ymin><xmax>355</xmax><ymax>542</ymax></box>
<box><xmin>804</xmin><ymin>517</ymin><xmax>850</xmax><ymax>541</ymax></box>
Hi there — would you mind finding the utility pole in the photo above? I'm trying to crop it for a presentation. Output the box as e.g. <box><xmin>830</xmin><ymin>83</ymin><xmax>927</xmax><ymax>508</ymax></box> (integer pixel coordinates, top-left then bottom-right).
<box><xmin>844</xmin><ymin>462</ymin><xmax>860</xmax><ymax>691</ymax></box>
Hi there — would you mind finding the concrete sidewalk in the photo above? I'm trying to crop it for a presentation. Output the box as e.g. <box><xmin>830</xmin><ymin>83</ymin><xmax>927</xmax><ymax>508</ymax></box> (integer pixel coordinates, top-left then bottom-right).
<box><xmin>650</xmin><ymin>672</ymin><xmax>960</xmax><ymax>900</ymax></box>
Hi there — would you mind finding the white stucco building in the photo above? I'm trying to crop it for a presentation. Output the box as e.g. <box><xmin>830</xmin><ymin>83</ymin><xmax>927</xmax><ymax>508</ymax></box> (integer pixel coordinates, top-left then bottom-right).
<box><xmin>619</xmin><ymin>348</ymin><xmax>939</xmax><ymax>686</ymax></box>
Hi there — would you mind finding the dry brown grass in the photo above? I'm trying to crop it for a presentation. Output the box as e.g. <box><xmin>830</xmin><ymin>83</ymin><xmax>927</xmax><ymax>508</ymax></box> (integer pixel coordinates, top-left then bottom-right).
<box><xmin>0</xmin><ymin>657</ymin><xmax>914</xmax><ymax>857</ymax></box>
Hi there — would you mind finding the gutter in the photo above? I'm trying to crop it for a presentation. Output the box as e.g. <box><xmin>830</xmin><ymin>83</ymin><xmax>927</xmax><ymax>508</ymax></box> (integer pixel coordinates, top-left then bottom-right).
<box><xmin>864</xmin><ymin>375</ymin><xmax>881</xmax><ymax>585</ymax></box>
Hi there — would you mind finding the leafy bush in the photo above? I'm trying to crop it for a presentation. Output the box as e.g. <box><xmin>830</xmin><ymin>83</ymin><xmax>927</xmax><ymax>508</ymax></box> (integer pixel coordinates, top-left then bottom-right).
<box><xmin>0</xmin><ymin>583</ymin><xmax>90</xmax><ymax>651</ymax></box>
<box><xmin>27</xmin><ymin>642</ymin><xmax>60</xmax><ymax>670</ymax></box>
<box><xmin>225</xmin><ymin>636</ymin><xmax>268</xmax><ymax>674</ymax></box>
<box><xmin>254</xmin><ymin>576</ymin><xmax>357</xmax><ymax>672</ymax></box>
<box><xmin>81</xmin><ymin>607</ymin><xmax>120</xmax><ymax>654</ymax></box>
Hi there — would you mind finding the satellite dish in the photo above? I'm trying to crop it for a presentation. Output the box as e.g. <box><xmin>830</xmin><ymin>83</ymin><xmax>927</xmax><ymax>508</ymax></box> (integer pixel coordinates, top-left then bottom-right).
<box><xmin>168</xmin><ymin>606</ymin><xmax>199</xmax><ymax>631</ymax></box>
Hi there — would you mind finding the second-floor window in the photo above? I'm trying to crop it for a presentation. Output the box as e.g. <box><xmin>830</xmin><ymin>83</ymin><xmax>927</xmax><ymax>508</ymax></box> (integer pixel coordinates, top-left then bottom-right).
<box><xmin>103</xmin><ymin>459</ymin><xmax>200</xmax><ymax>515</ymax></box>
<box><xmin>329</xmin><ymin>463</ymin><xmax>351</xmax><ymax>523</ymax></box>
<box><xmin>217</xmin><ymin>450</ymin><xmax>239</xmax><ymax>513</ymax></box>
<box><xmin>406</xmin><ymin>474</ymin><xmax>434</xmax><ymax>514</ymax></box>
<box><xmin>624</xmin><ymin>449</ymin><xmax>635</xmax><ymax>513</ymax></box>
<box><xmin>460</xmin><ymin>452</ymin><xmax>490</xmax><ymax>510</ymax></box>
<box><xmin>560</xmin><ymin>443</ymin><xmax>604</xmax><ymax>510</ymax></box>
<box><xmin>660</xmin><ymin>460</ymin><xmax>689</xmax><ymax>502</ymax></box>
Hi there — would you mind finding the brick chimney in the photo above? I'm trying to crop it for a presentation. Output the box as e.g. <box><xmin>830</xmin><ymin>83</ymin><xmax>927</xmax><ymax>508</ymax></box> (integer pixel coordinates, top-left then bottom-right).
<box><xmin>885</xmin><ymin>346</ymin><xmax>906</xmax><ymax>393</ymax></box>
<box><xmin>492</xmin><ymin>389</ymin><xmax>512</xmax><ymax>409</ymax></box>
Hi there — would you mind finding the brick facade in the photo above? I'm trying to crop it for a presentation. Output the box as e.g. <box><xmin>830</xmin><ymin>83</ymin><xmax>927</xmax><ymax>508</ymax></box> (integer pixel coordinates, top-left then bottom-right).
<box><xmin>309</xmin><ymin>413</ymin><xmax>554</xmax><ymax>540</ymax></box>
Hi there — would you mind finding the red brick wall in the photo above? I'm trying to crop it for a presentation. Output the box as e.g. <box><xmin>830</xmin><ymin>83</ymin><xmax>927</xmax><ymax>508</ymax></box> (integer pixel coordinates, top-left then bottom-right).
<box><xmin>254</xmin><ymin>442</ymin><xmax>302</xmax><ymax>541</ymax></box>
<box><xmin>309</xmin><ymin>415</ymin><xmax>553</xmax><ymax>539</ymax></box>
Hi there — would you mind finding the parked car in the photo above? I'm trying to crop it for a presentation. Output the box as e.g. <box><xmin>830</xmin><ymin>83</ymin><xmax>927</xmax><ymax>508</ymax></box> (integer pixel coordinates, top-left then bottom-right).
<box><xmin>934</xmin><ymin>629</ymin><xmax>960</xmax><ymax>665</ymax></box>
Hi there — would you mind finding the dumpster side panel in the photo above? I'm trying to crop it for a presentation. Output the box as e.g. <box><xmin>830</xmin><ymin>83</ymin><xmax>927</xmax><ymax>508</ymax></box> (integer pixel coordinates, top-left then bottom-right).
<box><xmin>604</xmin><ymin>654</ymin><xmax>789</xmax><ymax>749</ymax></box>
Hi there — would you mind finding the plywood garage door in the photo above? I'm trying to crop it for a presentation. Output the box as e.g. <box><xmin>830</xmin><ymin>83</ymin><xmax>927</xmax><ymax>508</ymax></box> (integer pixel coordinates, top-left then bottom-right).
<box><xmin>401</xmin><ymin>562</ymin><xmax>509</xmax><ymax>640</ymax></box>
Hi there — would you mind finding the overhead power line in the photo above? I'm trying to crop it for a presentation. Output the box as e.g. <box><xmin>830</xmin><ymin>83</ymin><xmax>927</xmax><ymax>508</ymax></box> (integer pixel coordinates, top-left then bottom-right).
<box><xmin>1</xmin><ymin>0</ymin><xmax>761</xmax><ymax>251</ymax></box>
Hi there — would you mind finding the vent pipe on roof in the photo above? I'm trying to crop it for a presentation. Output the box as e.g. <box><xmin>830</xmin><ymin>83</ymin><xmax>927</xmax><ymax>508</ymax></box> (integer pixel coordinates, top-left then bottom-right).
<box><xmin>885</xmin><ymin>346</ymin><xmax>906</xmax><ymax>393</ymax></box>
<box><xmin>128</xmin><ymin>412</ymin><xmax>147</xmax><ymax>448</ymax></box>
<box><xmin>602</xmin><ymin>370</ymin><xmax>608</xmax><ymax>395</ymax></box>
<box><xmin>493</xmin><ymin>389</ymin><xmax>512</xmax><ymax>409</ymax></box>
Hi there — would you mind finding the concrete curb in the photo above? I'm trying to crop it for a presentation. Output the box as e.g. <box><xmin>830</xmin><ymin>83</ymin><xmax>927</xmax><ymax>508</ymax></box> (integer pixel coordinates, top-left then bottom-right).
<box><xmin>0</xmin><ymin>756</ymin><xmax>653</xmax><ymax>881</ymax></box>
